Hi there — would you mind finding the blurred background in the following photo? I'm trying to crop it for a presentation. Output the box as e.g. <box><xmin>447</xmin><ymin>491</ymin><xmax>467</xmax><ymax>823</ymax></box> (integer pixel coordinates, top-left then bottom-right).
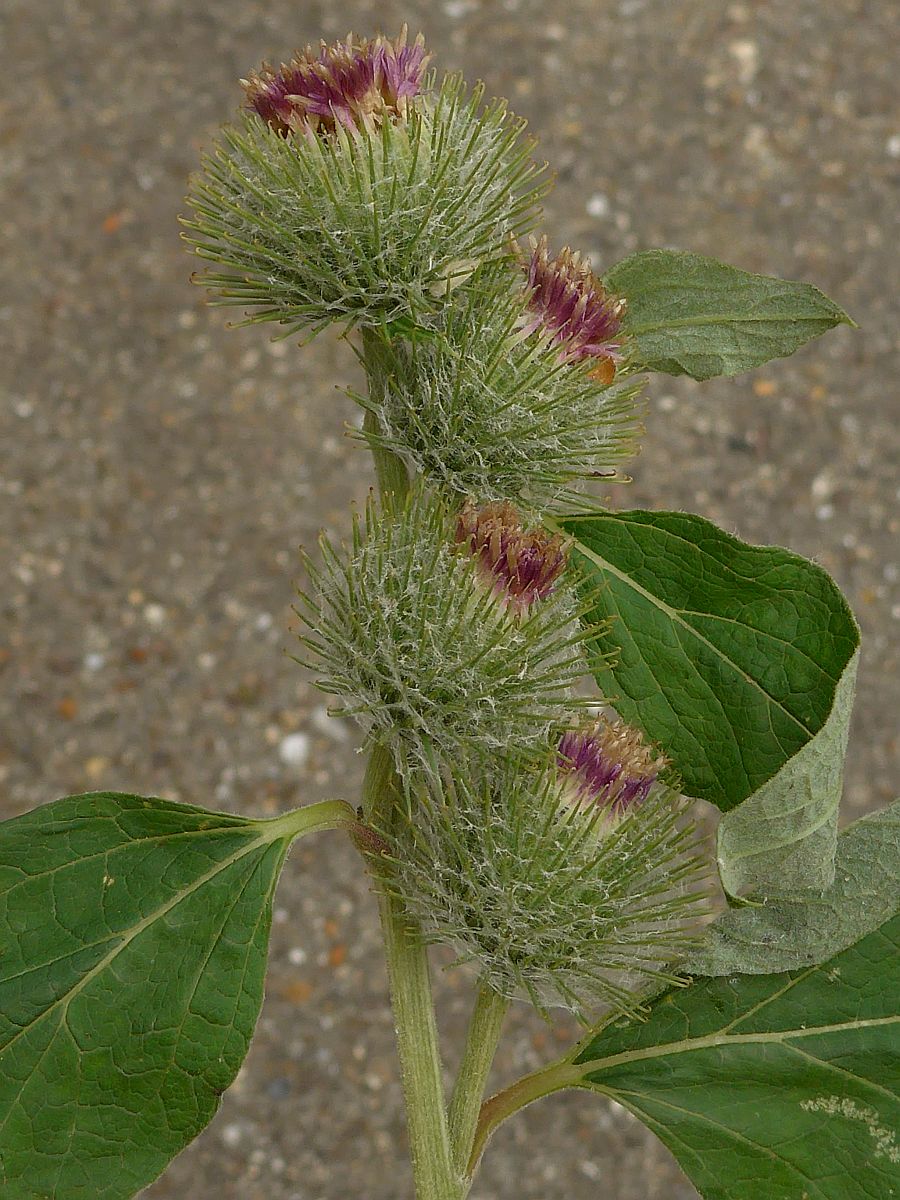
<box><xmin>1</xmin><ymin>1</ymin><xmax>897</xmax><ymax>1197</ymax></box>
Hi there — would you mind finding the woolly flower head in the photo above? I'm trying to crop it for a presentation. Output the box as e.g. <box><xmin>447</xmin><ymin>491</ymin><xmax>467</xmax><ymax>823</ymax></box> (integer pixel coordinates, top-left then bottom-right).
<box><xmin>295</xmin><ymin>489</ymin><xmax>589</xmax><ymax>775</ymax></box>
<box><xmin>242</xmin><ymin>27</ymin><xmax>430</xmax><ymax>137</ymax></box>
<box><xmin>359</xmin><ymin>267</ymin><xmax>643</xmax><ymax>509</ymax></box>
<box><xmin>524</xmin><ymin>236</ymin><xmax>627</xmax><ymax>384</ymax></box>
<box><xmin>390</xmin><ymin>740</ymin><xmax>710</xmax><ymax>1017</ymax></box>
<box><xmin>184</xmin><ymin>43</ymin><xmax>547</xmax><ymax>337</ymax></box>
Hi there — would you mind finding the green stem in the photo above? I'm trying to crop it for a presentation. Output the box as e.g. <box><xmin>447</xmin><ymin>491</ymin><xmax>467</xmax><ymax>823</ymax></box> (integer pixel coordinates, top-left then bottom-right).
<box><xmin>359</xmin><ymin>329</ymin><xmax>458</xmax><ymax>1198</ymax></box>
<box><xmin>364</xmin><ymin>408</ymin><xmax>410</xmax><ymax>501</ymax></box>
<box><xmin>448</xmin><ymin>984</ymin><xmax>510</xmax><ymax>1181</ymax></box>
<box><xmin>363</xmin><ymin>746</ymin><xmax>460</xmax><ymax>1200</ymax></box>
<box><xmin>360</xmin><ymin>326</ymin><xmax>410</xmax><ymax>502</ymax></box>
<box><xmin>468</xmin><ymin>1056</ymin><xmax>583</xmax><ymax>1177</ymax></box>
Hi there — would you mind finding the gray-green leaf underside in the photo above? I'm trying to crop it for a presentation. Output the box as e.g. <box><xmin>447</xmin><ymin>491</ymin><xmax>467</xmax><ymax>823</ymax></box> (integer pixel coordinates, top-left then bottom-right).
<box><xmin>0</xmin><ymin>792</ymin><xmax>306</xmax><ymax>1199</ymax></box>
<box><xmin>562</xmin><ymin>510</ymin><xmax>859</xmax><ymax>819</ymax></box>
<box><xmin>573</xmin><ymin>912</ymin><xmax>900</xmax><ymax>1200</ymax></box>
<box><xmin>604</xmin><ymin>249</ymin><xmax>853</xmax><ymax>380</ymax></box>
<box><xmin>712</xmin><ymin>647</ymin><xmax>858</xmax><ymax>899</ymax></box>
<box><xmin>687</xmin><ymin>798</ymin><xmax>900</xmax><ymax>975</ymax></box>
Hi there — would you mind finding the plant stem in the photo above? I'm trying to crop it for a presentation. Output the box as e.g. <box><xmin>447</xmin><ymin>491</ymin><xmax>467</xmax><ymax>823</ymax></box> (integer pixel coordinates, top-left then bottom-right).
<box><xmin>364</xmin><ymin>408</ymin><xmax>410</xmax><ymax>500</ymax></box>
<box><xmin>359</xmin><ymin>328</ymin><xmax>459</xmax><ymax>1198</ymax></box>
<box><xmin>468</xmin><ymin>1055</ymin><xmax>583</xmax><ymax>1177</ymax></box>
<box><xmin>360</xmin><ymin>326</ymin><xmax>410</xmax><ymax>502</ymax></box>
<box><xmin>363</xmin><ymin>745</ymin><xmax>460</xmax><ymax>1200</ymax></box>
<box><xmin>448</xmin><ymin>984</ymin><xmax>510</xmax><ymax>1182</ymax></box>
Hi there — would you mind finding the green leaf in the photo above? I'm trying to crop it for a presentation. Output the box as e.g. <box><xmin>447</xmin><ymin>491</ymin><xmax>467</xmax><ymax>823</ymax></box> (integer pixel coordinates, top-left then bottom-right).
<box><xmin>687</xmin><ymin>799</ymin><xmax>900</xmax><ymax>975</ymax></box>
<box><xmin>572</xmin><ymin>913</ymin><xmax>900</xmax><ymax>1200</ymax></box>
<box><xmin>604</xmin><ymin>249</ymin><xmax>853</xmax><ymax>380</ymax></box>
<box><xmin>0</xmin><ymin>791</ymin><xmax>351</xmax><ymax>1199</ymax></box>
<box><xmin>561</xmin><ymin>511</ymin><xmax>859</xmax><ymax>823</ymax></box>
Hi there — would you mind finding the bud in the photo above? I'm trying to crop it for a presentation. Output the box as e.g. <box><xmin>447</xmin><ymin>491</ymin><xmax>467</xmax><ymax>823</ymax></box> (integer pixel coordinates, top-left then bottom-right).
<box><xmin>295</xmin><ymin>489</ymin><xmax>587</xmax><ymax>776</ymax></box>
<box><xmin>359</xmin><ymin>265</ymin><xmax>644</xmax><ymax>509</ymax></box>
<box><xmin>523</xmin><ymin>236</ymin><xmax>626</xmax><ymax>384</ymax></box>
<box><xmin>455</xmin><ymin>500</ymin><xmax>569</xmax><ymax>613</ymax></box>
<box><xmin>242</xmin><ymin>27</ymin><xmax>430</xmax><ymax>137</ymax></box>
<box><xmin>389</xmin><ymin>752</ymin><xmax>712</xmax><ymax>1018</ymax></box>
<box><xmin>557</xmin><ymin>716</ymin><xmax>667</xmax><ymax>830</ymax></box>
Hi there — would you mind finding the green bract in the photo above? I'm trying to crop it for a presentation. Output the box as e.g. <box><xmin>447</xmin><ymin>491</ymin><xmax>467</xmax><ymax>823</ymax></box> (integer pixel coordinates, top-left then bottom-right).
<box><xmin>296</xmin><ymin>488</ymin><xmax>589</xmax><ymax>776</ymax></box>
<box><xmin>389</xmin><ymin>757</ymin><xmax>710</xmax><ymax>1017</ymax></box>
<box><xmin>184</xmin><ymin>75</ymin><xmax>547</xmax><ymax>337</ymax></box>
<box><xmin>359</xmin><ymin>267</ymin><xmax>643</xmax><ymax>508</ymax></box>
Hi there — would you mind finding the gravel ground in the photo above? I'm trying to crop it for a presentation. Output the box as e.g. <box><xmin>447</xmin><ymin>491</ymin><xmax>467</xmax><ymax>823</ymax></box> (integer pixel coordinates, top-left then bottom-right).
<box><xmin>1</xmin><ymin>1</ymin><xmax>897</xmax><ymax>1198</ymax></box>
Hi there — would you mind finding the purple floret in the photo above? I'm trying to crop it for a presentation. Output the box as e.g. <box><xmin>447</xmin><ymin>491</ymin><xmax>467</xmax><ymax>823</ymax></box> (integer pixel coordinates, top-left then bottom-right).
<box><xmin>524</xmin><ymin>237</ymin><xmax>626</xmax><ymax>380</ymax></box>
<box><xmin>456</xmin><ymin>501</ymin><xmax>569</xmax><ymax>612</ymax></box>
<box><xmin>243</xmin><ymin>27</ymin><xmax>430</xmax><ymax>137</ymax></box>
<box><xmin>558</xmin><ymin>719</ymin><xmax>664</xmax><ymax>816</ymax></box>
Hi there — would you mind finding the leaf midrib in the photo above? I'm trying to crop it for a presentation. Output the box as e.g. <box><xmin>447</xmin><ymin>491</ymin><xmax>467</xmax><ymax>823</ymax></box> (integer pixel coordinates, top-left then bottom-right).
<box><xmin>576</xmin><ymin>1014</ymin><xmax>898</xmax><ymax>1081</ymax></box>
<box><xmin>627</xmin><ymin>312</ymin><xmax>836</xmax><ymax>335</ymax></box>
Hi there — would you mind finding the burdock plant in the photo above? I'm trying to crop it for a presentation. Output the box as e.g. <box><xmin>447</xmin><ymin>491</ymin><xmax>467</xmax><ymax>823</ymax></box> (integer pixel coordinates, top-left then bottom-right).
<box><xmin>2</xmin><ymin>26</ymin><xmax>896</xmax><ymax>1200</ymax></box>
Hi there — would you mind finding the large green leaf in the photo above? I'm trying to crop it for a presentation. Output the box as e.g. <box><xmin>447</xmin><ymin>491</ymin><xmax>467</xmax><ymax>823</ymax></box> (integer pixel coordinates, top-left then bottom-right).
<box><xmin>687</xmin><ymin>799</ymin><xmax>900</xmax><ymax>975</ymax></box>
<box><xmin>572</xmin><ymin>913</ymin><xmax>900</xmax><ymax>1200</ymax></box>
<box><xmin>604</xmin><ymin>250</ymin><xmax>853</xmax><ymax>380</ymax></box>
<box><xmin>561</xmin><ymin>511</ymin><xmax>859</xmax><ymax>824</ymax></box>
<box><xmin>0</xmin><ymin>791</ymin><xmax>351</xmax><ymax>1199</ymax></box>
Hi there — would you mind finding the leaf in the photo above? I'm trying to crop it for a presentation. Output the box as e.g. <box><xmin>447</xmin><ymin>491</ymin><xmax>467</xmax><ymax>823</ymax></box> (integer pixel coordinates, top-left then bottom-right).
<box><xmin>561</xmin><ymin>510</ymin><xmax>859</xmax><ymax>826</ymax></box>
<box><xmin>0</xmin><ymin>791</ymin><xmax>351</xmax><ymax>1200</ymax></box>
<box><xmin>604</xmin><ymin>249</ymin><xmax>853</xmax><ymax>380</ymax></box>
<box><xmin>572</xmin><ymin>913</ymin><xmax>900</xmax><ymax>1200</ymax></box>
<box><xmin>686</xmin><ymin>799</ymin><xmax>900</xmax><ymax>975</ymax></box>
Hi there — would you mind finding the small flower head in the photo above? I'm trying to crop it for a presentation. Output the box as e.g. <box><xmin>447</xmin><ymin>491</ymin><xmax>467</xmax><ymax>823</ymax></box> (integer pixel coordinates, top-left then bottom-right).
<box><xmin>524</xmin><ymin>236</ymin><xmax>626</xmax><ymax>383</ymax></box>
<box><xmin>186</xmin><ymin>72</ymin><xmax>546</xmax><ymax>338</ymax></box>
<box><xmin>455</xmin><ymin>501</ymin><xmax>569</xmax><ymax>613</ymax></box>
<box><xmin>558</xmin><ymin>716</ymin><xmax>668</xmax><ymax>826</ymax></box>
<box><xmin>389</xmin><ymin>754</ymin><xmax>711</xmax><ymax>1017</ymax></box>
<box><xmin>360</xmin><ymin>266</ymin><xmax>644</xmax><ymax>509</ymax></box>
<box><xmin>295</xmin><ymin>488</ymin><xmax>586</xmax><ymax>776</ymax></box>
<box><xmin>242</xmin><ymin>27</ymin><xmax>430</xmax><ymax>137</ymax></box>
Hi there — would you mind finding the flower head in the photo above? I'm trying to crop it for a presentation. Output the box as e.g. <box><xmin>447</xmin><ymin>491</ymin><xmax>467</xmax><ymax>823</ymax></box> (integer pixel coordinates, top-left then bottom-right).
<box><xmin>296</xmin><ymin>488</ymin><xmax>584</xmax><ymax>777</ymax></box>
<box><xmin>524</xmin><ymin>237</ymin><xmax>626</xmax><ymax>383</ymax></box>
<box><xmin>456</xmin><ymin>501</ymin><xmax>569</xmax><ymax>613</ymax></box>
<box><xmin>558</xmin><ymin>716</ymin><xmax>667</xmax><ymax>822</ymax></box>
<box><xmin>390</xmin><ymin>753</ymin><xmax>710</xmax><ymax>1018</ymax></box>
<box><xmin>242</xmin><ymin>26</ymin><xmax>430</xmax><ymax>137</ymax></box>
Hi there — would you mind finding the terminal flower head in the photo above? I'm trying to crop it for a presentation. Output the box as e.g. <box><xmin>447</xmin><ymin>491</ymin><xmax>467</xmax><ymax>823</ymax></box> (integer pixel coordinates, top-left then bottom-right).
<box><xmin>557</xmin><ymin>716</ymin><xmax>667</xmax><ymax>824</ymax></box>
<box><xmin>456</xmin><ymin>500</ymin><xmax>569</xmax><ymax>613</ymax></box>
<box><xmin>242</xmin><ymin>26</ymin><xmax>430</xmax><ymax>137</ymax></box>
<box><xmin>524</xmin><ymin>236</ymin><xmax>626</xmax><ymax>384</ymax></box>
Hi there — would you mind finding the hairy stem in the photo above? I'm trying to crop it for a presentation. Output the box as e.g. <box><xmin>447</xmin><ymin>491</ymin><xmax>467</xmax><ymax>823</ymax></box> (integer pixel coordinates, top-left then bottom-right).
<box><xmin>448</xmin><ymin>984</ymin><xmax>510</xmax><ymax>1181</ymax></box>
<box><xmin>361</xmin><ymin>326</ymin><xmax>410</xmax><ymax>502</ymax></box>
<box><xmin>363</xmin><ymin>745</ymin><xmax>460</xmax><ymax>1200</ymax></box>
<box><xmin>359</xmin><ymin>330</ymin><xmax>457</xmax><ymax>1198</ymax></box>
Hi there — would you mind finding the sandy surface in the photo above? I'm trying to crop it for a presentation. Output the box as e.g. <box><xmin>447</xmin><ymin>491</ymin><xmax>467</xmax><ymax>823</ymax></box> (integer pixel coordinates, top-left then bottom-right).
<box><xmin>1</xmin><ymin>1</ymin><xmax>897</xmax><ymax>1197</ymax></box>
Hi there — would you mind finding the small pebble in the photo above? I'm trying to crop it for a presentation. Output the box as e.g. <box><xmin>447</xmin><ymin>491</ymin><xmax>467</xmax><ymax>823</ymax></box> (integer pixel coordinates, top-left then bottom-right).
<box><xmin>278</xmin><ymin>732</ymin><xmax>310</xmax><ymax>767</ymax></box>
<box><xmin>586</xmin><ymin>193</ymin><xmax>610</xmax><ymax>218</ymax></box>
